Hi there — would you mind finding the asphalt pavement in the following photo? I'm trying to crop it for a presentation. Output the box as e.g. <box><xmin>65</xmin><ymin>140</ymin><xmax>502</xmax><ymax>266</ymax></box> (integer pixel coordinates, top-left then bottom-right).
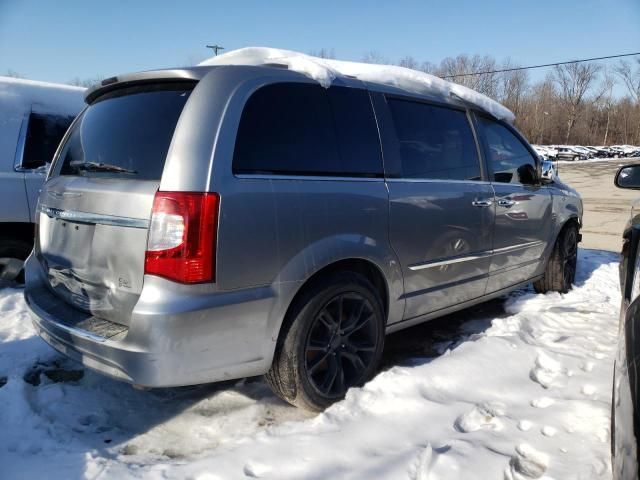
<box><xmin>559</xmin><ymin>157</ymin><xmax>640</xmax><ymax>252</ymax></box>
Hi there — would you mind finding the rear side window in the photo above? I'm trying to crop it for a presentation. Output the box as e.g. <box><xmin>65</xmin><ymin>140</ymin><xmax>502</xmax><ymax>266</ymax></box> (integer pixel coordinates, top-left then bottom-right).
<box><xmin>477</xmin><ymin>117</ymin><xmax>538</xmax><ymax>184</ymax></box>
<box><xmin>22</xmin><ymin>113</ymin><xmax>75</xmax><ymax>169</ymax></box>
<box><xmin>387</xmin><ymin>99</ymin><xmax>481</xmax><ymax>181</ymax></box>
<box><xmin>233</xmin><ymin>83</ymin><xmax>382</xmax><ymax>177</ymax></box>
<box><xmin>57</xmin><ymin>83</ymin><xmax>193</xmax><ymax>180</ymax></box>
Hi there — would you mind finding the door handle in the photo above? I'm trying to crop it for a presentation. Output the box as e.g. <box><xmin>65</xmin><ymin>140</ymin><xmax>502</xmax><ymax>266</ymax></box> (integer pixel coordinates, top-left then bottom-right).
<box><xmin>497</xmin><ymin>199</ymin><xmax>516</xmax><ymax>207</ymax></box>
<box><xmin>472</xmin><ymin>199</ymin><xmax>493</xmax><ymax>207</ymax></box>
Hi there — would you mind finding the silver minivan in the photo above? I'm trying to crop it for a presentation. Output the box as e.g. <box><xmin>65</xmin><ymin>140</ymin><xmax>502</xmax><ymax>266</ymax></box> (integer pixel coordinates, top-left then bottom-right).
<box><xmin>25</xmin><ymin>63</ymin><xmax>582</xmax><ymax>410</ymax></box>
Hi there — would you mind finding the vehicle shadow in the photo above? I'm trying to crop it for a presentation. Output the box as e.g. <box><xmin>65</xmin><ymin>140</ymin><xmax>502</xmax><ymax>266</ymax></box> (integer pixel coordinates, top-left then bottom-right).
<box><xmin>380</xmin><ymin>296</ymin><xmax>511</xmax><ymax>371</ymax></box>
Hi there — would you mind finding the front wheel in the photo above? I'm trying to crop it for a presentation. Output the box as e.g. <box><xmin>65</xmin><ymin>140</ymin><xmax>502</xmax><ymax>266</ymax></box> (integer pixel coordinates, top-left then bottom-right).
<box><xmin>534</xmin><ymin>223</ymin><xmax>579</xmax><ymax>294</ymax></box>
<box><xmin>265</xmin><ymin>271</ymin><xmax>385</xmax><ymax>411</ymax></box>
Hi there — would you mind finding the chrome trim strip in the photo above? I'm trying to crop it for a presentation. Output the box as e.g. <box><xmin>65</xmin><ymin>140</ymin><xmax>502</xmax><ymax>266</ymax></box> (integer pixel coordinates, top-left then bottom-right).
<box><xmin>39</xmin><ymin>205</ymin><xmax>149</xmax><ymax>229</ymax></box>
<box><xmin>408</xmin><ymin>241</ymin><xmax>544</xmax><ymax>271</ymax></box>
<box><xmin>385</xmin><ymin>178</ymin><xmax>492</xmax><ymax>185</ymax></box>
<box><xmin>234</xmin><ymin>174</ymin><xmax>384</xmax><ymax>182</ymax></box>
<box><xmin>409</xmin><ymin>251</ymin><xmax>492</xmax><ymax>271</ymax></box>
<box><xmin>492</xmin><ymin>241</ymin><xmax>544</xmax><ymax>255</ymax></box>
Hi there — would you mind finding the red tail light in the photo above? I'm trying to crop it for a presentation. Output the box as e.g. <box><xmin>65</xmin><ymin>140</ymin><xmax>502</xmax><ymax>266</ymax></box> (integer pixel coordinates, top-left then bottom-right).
<box><xmin>144</xmin><ymin>191</ymin><xmax>219</xmax><ymax>283</ymax></box>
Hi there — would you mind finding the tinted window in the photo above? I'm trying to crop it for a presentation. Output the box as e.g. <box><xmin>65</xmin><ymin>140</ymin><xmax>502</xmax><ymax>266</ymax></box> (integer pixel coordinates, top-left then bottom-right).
<box><xmin>22</xmin><ymin>113</ymin><xmax>75</xmax><ymax>169</ymax></box>
<box><xmin>233</xmin><ymin>83</ymin><xmax>382</xmax><ymax>176</ymax></box>
<box><xmin>477</xmin><ymin>117</ymin><xmax>537</xmax><ymax>184</ymax></box>
<box><xmin>387</xmin><ymin>99</ymin><xmax>481</xmax><ymax>181</ymax></box>
<box><xmin>327</xmin><ymin>87</ymin><xmax>382</xmax><ymax>174</ymax></box>
<box><xmin>57</xmin><ymin>83</ymin><xmax>193</xmax><ymax>180</ymax></box>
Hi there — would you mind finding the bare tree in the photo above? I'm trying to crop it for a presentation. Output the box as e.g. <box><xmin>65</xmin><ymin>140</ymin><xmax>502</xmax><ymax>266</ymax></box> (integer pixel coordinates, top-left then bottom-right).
<box><xmin>397</xmin><ymin>57</ymin><xmax>437</xmax><ymax>74</ymax></box>
<box><xmin>438</xmin><ymin>54</ymin><xmax>499</xmax><ymax>98</ymax></box>
<box><xmin>596</xmin><ymin>70</ymin><xmax>616</xmax><ymax>145</ymax></box>
<box><xmin>398</xmin><ymin>56</ymin><xmax>419</xmax><ymax>70</ymax></box>
<box><xmin>420</xmin><ymin>61</ymin><xmax>438</xmax><ymax>75</ymax></box>
<box><xmin>553</xmin><ymin>61</ymin><xmax>601</xmax><ymax>144</ymax></box>
<box><xmin>361</xmin><ymin>51</ymin><xmax>388</xmax><ymax>65</ymax></box>
<box><xmin>68</xmin><ymin>75</ymin><xmax>105</xmax><ymax>88</ymax></box>
<box><xmin>5</xmin><ymin>69</ymin><xmax>24</xmax><ymax>78</ymax></box>
<box><xmin>498</xmin><ymin>58</ymin><xmax>529</xmax><ymax>118</ymax></box>
<box><xmin>615</xmin><ymin>58</ymin><xmax>640</xmax><ymax>103</ymax></box>
<box><xmin>525</xmin><ymin>77</ymin><xmax>556</xmax><ymax>144</ymax></box>
<box><xmin>309</xmin><ymin>48</ymin><xmax>336</xmax><ymax>59</ymax></box>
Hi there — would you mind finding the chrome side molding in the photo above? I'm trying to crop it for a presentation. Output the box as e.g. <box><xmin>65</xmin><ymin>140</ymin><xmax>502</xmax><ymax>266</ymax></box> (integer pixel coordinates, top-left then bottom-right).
<box><xmin>408</xmin><ymin>241</ymin><xmax>544</xmax><ymax>271</ymax></box>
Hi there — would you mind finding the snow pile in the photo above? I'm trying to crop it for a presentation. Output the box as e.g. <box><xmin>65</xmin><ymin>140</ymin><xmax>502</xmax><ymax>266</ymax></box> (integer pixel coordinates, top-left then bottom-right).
<box><xmin>0</xmin><ymin>249</ymin><xmax>618</xmax><ymax>479</ymax></box>
<box><xmin>199</xmin><ymin>47</ymin><xmax>515</xmax><ymax>122</ymax></box>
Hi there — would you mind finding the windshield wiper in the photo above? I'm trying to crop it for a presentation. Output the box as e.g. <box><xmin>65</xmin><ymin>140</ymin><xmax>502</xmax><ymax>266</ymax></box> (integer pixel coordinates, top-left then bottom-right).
<box><xmin>70</xmin><ymin>161</ymin><xmax>138</xmax><ymax>174</ymax></box>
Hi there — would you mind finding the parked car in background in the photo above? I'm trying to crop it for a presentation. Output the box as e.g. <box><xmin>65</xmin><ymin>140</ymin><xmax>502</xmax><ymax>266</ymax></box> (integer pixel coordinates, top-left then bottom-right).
<box><xmin>555</xmin><ymin>146</ymin><xmax>586</xmax><ymax>161</ymax></box>
<box><xmin>532</xmin><ymin>145</ymin><xmax>549</xmax><ymax>160</ymax></box>
<box><xmin>532</xmin><ymin>145</ymin><xmax>557</xmax><ymax>161</ymax></box>
<box><xmin>0</xmin><ymin>77</ymin><xmax>84</xmax><ymax>284</ymax></box>
<box><xmin>592</xmin><ymin>146</ymin><xmax>610</xmax><ymax>158</ymax></box>
<box><xmin>24</xmin><ymin>52</ymin><xmax>583</xmax><ymax>411</ymax></box>
<box><xmin>620</xmin><ymin>146</ymin><xmax>639</xmax><ymax>157</ymax></box>
<box><xmin>571</xmin><ymin>146</ymin><xmax>594</xmax><ymax>159</ymax></box>
<box><xmin>612</xmin><ymin>162</ymin><xmax>640</xmax><ymax>479</ymax></box>
<box><xmin>545</xmin><ymin>145</ymin><xmax>559</xmax><ymax>159</ymax></box>
<box><xmin>584</xmin><ymin>146</ymin><xmax>605</xmax><ymax>158</ymax></box>
<box><xmin>611</xmin><ymin>146</ymin><xmax>639</xmax><ymax>158</ymax></box>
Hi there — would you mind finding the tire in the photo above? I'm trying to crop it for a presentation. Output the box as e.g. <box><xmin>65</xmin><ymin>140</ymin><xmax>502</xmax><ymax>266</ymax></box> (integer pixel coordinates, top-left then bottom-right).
<box><xmin>573</xmin><ymin>156</ymin><xmax>579</xmax><ymax>162</ymax></box>
<box><xmin>265</xmin><ymin>271</ymin><xmax>385</xmax><ymax>411</ymax></box>
<box><xmin>0</xmin><ymin>238</ymin><xmax>32</xmax><ymax>285</ymax></box>
<box><xmin>533</xmin><ymin>223</ymin><xmax>579</xmax><ymax>294</ymax></box>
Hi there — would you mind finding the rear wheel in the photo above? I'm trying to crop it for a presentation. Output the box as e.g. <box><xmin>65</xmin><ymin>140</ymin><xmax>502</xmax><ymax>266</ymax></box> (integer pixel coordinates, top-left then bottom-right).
<box><xmin>265</xmin><ymin>271</ymin><xmax>385</xmax><ymax>411</ymax></box>
<box><xmin>534</xmin><ymin>223</ymin><xmax>579</xmax><ymax>294</ymax></box>
<box><xmin>0</xmin><ymin>239</ymin><xmax>32</xmax><ymax>286</ymax></box>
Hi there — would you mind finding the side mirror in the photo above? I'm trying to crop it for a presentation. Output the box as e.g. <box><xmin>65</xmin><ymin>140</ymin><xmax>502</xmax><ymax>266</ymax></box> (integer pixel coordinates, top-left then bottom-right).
<box><xmin>615</xmin><ymin>164</ymin><xmax>640</xmax><ymax>189</ymax></box>
<box><xmin>540</xmin><ymin>160</ymin><xmax>556</xmax><ymax>184</ymax></box>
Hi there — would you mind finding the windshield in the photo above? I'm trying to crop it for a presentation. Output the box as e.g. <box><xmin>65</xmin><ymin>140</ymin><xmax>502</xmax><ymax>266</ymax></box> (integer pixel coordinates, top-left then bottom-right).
<box><xmin>55</xmin><ymin>82</ymin><xmax>194</xmax><ymax>181</ymax></box>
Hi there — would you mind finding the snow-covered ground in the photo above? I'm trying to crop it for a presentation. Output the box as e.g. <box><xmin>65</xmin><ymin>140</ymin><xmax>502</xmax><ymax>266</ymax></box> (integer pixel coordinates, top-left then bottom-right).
<box><xmin>0</xmin><ymin>249</ymin><xmax>620</xmax><ymax>479</ymax></box>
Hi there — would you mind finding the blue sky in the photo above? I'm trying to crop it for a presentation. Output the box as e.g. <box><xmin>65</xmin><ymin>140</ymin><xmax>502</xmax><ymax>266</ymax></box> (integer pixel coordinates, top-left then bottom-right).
<box><xmin>1</xmin><ymin>0</ymin><xmax>639</xmax><ymax>92</ymax></box>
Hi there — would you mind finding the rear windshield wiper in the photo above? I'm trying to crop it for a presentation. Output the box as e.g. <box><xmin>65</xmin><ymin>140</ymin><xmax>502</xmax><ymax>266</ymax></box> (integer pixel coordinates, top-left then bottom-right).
<box><xmin>70</xmin><ymin>161</ymin><xmax>138</xmax><ymax>175</ymax></box>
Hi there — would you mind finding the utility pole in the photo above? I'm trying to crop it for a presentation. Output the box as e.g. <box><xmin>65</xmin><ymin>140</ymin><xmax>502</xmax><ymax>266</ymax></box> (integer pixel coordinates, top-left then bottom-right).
<box><xmin>206</xmin><ymin>44</ymin><xmax>225</xmax><ymax>56</ymax></box>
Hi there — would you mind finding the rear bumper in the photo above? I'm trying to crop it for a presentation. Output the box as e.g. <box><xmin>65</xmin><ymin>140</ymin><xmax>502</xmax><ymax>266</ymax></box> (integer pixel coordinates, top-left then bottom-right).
<box><xmin>24</xmin><ymin>254</ymin><xmax>282</xmax><ymax>387</ymax></box>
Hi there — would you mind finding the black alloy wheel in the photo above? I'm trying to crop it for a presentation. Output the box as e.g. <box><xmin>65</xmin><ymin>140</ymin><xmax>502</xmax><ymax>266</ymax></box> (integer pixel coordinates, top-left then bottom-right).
<box><xmin>304</xmin><ymin>292</ymin><xmax>378</xmax><ymax>399</ymax></box>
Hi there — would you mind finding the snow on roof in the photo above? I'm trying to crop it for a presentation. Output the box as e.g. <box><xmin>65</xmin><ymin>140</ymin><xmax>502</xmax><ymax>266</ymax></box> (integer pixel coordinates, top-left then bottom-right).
<box><xmin>0</xmin><ymin>76</ymin><xmax>85</xmax><ymax>116</ymax></box>
<box><xmin>199</xmin><ymin>47</ymin><xmax>515</xmax><ymax>122</ymax></box>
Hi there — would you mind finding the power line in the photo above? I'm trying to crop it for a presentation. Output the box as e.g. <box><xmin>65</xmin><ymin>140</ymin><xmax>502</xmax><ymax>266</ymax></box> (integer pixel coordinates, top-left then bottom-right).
<box><xmin>442</xmin><ymin>52</ymin><xmax>640</xmax><ymax>78</ymax></box>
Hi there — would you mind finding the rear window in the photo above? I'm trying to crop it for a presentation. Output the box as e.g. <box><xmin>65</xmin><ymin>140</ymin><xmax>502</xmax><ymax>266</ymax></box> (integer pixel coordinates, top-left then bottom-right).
<box><xmin>233</xmin><ymin>83</ymin><xmax>382</xmax><ymax>177</ymax></box>
<box><xmin>56</xmin><ymin>83</ymin><xmax>193</xmax><ymax>180</ymax></box>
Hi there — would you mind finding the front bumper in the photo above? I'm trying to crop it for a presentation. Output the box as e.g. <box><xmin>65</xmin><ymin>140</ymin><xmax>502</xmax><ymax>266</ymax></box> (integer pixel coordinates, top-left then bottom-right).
<box><xmin>24</xmin><ymin>255</ymin><xmax>280</xmax><ymax>387</ymax></box>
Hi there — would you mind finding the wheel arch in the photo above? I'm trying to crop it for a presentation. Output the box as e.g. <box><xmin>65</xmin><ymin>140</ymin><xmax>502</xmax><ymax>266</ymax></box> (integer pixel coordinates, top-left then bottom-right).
<box><xmin>554</xmin><ymin>216</ymin><xmax>581</xmax><ymax>251</ymax></box>
<box><xmin>274</xmin><ymin>257</ymin><xmax>391</xmax><ymax>349</ymax></box>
